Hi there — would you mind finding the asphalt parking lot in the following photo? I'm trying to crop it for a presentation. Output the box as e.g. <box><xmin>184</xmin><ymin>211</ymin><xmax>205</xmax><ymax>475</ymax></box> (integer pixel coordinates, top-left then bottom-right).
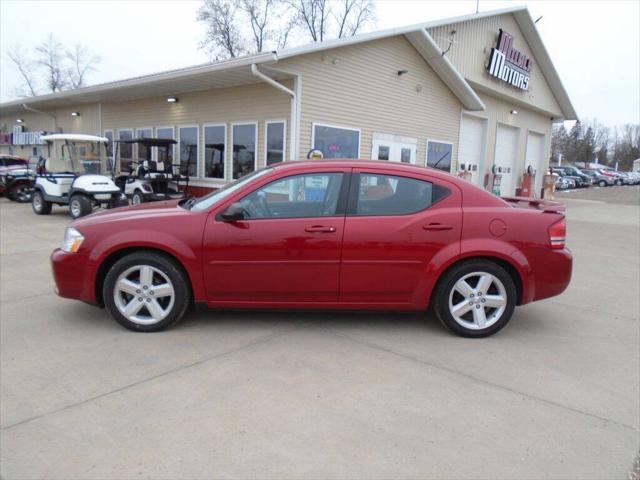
<box><xmin>1</xmin><ymin>186</ymin><xmax>638</xmax><ymax>479</ymax></box>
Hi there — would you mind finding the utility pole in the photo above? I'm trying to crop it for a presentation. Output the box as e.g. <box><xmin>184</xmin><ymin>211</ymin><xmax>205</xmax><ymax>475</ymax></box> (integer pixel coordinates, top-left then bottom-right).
<box><xmin>476</xmin><ymin>0</ymin><xmax>480</xmax><ymax>14</ymax></box>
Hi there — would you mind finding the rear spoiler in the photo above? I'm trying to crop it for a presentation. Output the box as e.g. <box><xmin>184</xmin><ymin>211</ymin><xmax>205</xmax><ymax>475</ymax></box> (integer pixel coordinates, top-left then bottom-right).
<box><xmin>501</xmin><ymin>196</ymin><xmax>566</xmax><ymax>213</ymax></box>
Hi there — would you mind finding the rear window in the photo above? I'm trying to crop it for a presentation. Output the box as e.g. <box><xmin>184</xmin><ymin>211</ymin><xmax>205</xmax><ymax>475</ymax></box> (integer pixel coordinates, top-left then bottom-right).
<box><xmin>352</xmin><ymin>173</ymin><xmax>450</xmax><ymax>216</ymax></box>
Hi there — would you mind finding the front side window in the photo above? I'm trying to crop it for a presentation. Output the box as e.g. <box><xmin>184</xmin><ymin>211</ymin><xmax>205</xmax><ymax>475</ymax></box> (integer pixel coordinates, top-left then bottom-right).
<box><xmin>156</xmin><ymin>127</ymin><xmax>174</xmax><ymax>164</ymax></box>
<box><xmin>135</xmin><ymin>128</ymin><xmax>153</xmax><ymax>161</ymax></box>
<box><xmin>427</xmin><ymin>140</ymin><xmax>453</xmax><ymax>172</ymax></box>
<box><xmin>266</xmin><ymin>121</ymin><xmax>285</xmax><ymax>165</ymax></box>
<box><xmin>354</xmin><ymin>173</ymin><xmax>449</xmax><ymax>216</ymax></box>
<box><xmin>313</xmin><ymin>124</ymin><xmax>359</xmax><ymax>159</ymax></box>
<box><xmin>179</xmin><ymin>126</ymin><xmax>198</xmax><ymax>177</ymax></box>
<box><xmin>239</xmin><ymin>173</ymin><xmax>344</xmax><ymax>219</ymax></box>
<box><xmin>118</xmin><ymin>129</ymin><xmax>133</xmax><ymax>172</ymax></box>
<box><xmin>233</xmin><ymin>124</ymin><xmax>256</xmax><ymax>179</ymax></box>
<box><xmin>204</xmin><ymin>125</ymin><xmax>225</xmax><ymax>179</ymax></box>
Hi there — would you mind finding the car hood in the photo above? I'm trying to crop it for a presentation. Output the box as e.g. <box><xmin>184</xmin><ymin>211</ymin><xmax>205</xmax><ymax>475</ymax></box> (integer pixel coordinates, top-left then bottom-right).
<box><xmin>72</xmin><ymin>200</ymin><xmax>189</xmax><ymax>228</ymax></box>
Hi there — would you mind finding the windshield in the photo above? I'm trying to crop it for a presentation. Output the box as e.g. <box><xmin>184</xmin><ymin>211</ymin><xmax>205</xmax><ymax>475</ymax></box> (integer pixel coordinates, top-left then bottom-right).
<box><xmin>54</xmin><ymin>141</ymin><xmax>109</xmax><ymax>175</ymax></box>
<box><xmin>190</xmin><ymin>168</ymin><xmax>273</xmax><ymax>212</ymax></box>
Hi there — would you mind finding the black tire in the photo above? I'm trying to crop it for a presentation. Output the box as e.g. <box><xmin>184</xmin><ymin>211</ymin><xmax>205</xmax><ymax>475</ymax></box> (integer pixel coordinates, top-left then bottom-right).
<box><xmin>432</xmin><ymin>259</ymin><xmax>517</xmax><ymax>338</ymax></box>
<box><xmin>598</xmin><ymin>180</ymin><xmax>607</xmax><ymax>187</ymax></box>
<box><xmin>8</xmin><ymin>182</ymin><xmax>32</xmax><ymax>203</ymax></box>
<box><xmin>31</xmin><ymin>190</ymin><xmax>52</xmax><ymax>215</ymax></box>
<box><xmin>69</xmin><ymin>194</ymin><xmax>93</xmax><ymax>219</ymax></box>
<box><xmin>103</xmin><ymin>251</ymin><xmax>191</xmax><ymax>332</ymax></box>
<box><xmin>131</xmin><ymin>190</ymin><xmax>145</xmax><ymax>205</ymax></box>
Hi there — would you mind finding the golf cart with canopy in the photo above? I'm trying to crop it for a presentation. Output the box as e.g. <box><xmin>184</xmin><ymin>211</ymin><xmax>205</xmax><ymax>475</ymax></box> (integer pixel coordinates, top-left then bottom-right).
<box><xmin>32</xmin><ymin>134</ymin><xmax>127</xmax><ymax>218</ymax></box>
<box><xmin>113</xmin><ymin>138</ymin><xmax>190</xmax><ymax>204</ymax></box>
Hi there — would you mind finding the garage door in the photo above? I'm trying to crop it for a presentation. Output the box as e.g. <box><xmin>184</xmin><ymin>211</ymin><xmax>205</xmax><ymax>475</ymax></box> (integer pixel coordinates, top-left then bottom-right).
<box><xmin>525</xmin><ymin>132</ymin><xmax>546</xmax><ymax>196</ymax></box>
<box><xmin>458</xmin><ymin>114</ymin><xmax>487</xmax><ymax>187</ymax></box>
<box><xmin>494</xmin><ymin>124</ymin><xmax>520</xmax><ymax>196</ymax></box>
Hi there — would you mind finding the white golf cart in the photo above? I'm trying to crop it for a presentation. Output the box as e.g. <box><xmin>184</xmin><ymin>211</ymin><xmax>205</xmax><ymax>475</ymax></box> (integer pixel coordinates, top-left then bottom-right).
<box><xmin>114</xmin><ymin>138</ymin><xmax>189</xmax><ymax>205</ymax></box>
<box><xmin>32</xmin><ymin>134</ymin><xmax>127</xmax><ymax>218</ymax></box>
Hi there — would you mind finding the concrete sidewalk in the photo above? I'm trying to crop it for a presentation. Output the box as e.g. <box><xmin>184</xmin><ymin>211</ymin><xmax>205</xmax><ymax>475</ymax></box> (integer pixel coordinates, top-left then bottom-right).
<box><xmin>1</xmin><ymin>188</ymin><xmax>638</xmax><ymax>479</ymax></box>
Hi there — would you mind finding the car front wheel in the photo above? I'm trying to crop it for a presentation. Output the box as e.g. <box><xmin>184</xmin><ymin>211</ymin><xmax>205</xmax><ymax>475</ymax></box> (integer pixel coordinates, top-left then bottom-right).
<box><xmin>8</xmin><ymin>182</ymin><xmax>31</xmax><ymax>203</ymax></box>
<box><xmin>103</xmin><ymin>251</ymin><xmax>191</xmax><ymax>332</ymax></box>
<box><xmin>131</xmin><ymin>190</ymin><xmax>145</xmax><ymax>205</ymax></box>
<box><xmin>32</xmin><ymin>190</ymin><xmax>52</xmax><ymax>215</ymax></box>
<box><xmin>433</xmin><ymin>260</ymin><xmax>516</xmax><ymax>337</ymax></box>
<box><xmin>69</xmin><ymin>194</ymin><xmax>93</xmax><ymax>218</ymax></box>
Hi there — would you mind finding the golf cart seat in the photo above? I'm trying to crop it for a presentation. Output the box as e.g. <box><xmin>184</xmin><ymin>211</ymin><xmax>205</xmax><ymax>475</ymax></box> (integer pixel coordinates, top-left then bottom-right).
<box><xmin>45</xmin><ymin>156</ymin><xmax>71</xmax><ymax>173</ymax></box>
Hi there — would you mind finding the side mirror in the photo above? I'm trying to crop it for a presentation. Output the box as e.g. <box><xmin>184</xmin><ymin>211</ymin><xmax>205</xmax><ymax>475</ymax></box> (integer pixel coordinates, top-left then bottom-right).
<box><xmin>220</xmin><ymin>202</ymin><xmax>245</xmax><ymax>222</ymax></box>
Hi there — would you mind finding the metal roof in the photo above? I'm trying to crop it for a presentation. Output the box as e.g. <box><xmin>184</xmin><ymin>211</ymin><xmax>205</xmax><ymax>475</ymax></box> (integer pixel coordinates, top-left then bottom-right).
<box><xmin>0</xmin><ymin>5</ymin><xmax>576</xmax><ymax>119</ymax></box>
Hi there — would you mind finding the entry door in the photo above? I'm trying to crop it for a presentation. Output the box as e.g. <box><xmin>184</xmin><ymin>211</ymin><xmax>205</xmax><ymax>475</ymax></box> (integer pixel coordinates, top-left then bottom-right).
<box><xmin>494</xmin><ymin>124</ymin><xmax>520</xmax><ymax>196</ymax></box>
<box><xmin>340</xmin><ymin>169</ymin><xmax>462</xmax><ymax>306</ymax></box>
<box><xmin>458</xmin><ymin>114</ymin><xmax>488</xmax><ymax>187</ymax></box>
<box><xmin>525</xmin><ymin>132</ymin><xmax>546</xmax><ymax>196</ymax></box>
<box><xmin>372</xmin><ymin>133</ymin><xmax>417</xmax><ymax>164</ymax></box>
<box><xmin>202</xmin><ymin>170</ymin><xmax>348</xmax><ymax>304</ymax></box>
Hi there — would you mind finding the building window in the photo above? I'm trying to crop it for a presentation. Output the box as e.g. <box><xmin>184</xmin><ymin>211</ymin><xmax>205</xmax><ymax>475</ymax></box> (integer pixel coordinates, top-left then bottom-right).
<box><xmin>156</xmin><ymin>127</ymin><xmax>174</xmax><ymax>164</ymax></box>
<box><xmin>118</xmin><ymin>129</ymin><xmax>133</xmax><ymax>172</ymax></box>
<box><xmin>204</xmin><ymin>124</ymin><xmax>225</xmax><ymax>179</ymax></box>
<box><xmin>135</xmin><ymin>127</ymin><xmax>153</xmax><ymax>161</ymax></box>
<box><xmin>265</xmin><ymin>121</ymin><xmax>285</xmax><ymax>165</ymax></box>
<box><xmin>426</xmin><ymin>140</ymin><xmax>453</xmax><ymax>172</ymax></box>
<box><xmin>232</xmin><ymin>123</ymin><xmax>257</xmax><ymax>179</ymax></box>
<box><xmin>313</xmin><ymin>123</ymin><xmax>360</xmax><ymax>159</ymax></box>
<box><xmin>178</xmin><ymin>126</ymin><xmax>198</xmax><ymax>177</ymax></box>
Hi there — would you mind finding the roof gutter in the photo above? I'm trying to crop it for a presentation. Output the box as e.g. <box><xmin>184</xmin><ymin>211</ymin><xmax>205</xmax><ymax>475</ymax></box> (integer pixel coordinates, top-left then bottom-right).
<box><xmin>23</xmin><ymin>103</ymin><xmax>58</xmax><ymax>131</ymax></box>
<box><xmin>251</xmin><ymin>64</ymin><xmax>299</xmax><ymax>161</ymax></box>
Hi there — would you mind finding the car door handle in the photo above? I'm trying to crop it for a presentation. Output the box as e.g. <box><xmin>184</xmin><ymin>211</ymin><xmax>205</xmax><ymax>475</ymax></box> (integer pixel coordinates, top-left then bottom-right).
<box><xmin>423</xmin><ymin>223</ymin><xmax>453</xmax><ymax>231</ymax></box>
<box><xmin>305</xmin><ymin>225</ymin><xmax>336</xmax><ymax>233</ymax></box>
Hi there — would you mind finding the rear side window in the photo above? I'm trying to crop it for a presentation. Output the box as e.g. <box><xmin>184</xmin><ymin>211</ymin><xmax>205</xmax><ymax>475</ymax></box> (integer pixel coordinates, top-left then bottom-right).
<box><xmin>352</xmin><ymin>173</ymin><xmax>449</xmax><ymax>216</ymax></box>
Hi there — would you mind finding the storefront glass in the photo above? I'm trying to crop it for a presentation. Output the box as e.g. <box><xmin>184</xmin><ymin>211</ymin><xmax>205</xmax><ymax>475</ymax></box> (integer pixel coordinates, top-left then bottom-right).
<box><xmin>204</xmin><ymin>125</ymin><xmax>225</xmax><ymax>179</ymax></box>
<box><xmin>313</xmin><ymin>124</ymin><xmax>359</xmax><ymax>159</ymax></box>
<box><xmin>233</xmin><ymin>123</ymin><xmax>256</xmax><ymax>179</ymax></box>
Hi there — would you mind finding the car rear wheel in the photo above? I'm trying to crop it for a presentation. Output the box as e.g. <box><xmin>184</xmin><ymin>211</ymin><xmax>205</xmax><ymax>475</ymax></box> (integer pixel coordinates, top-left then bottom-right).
<box><xmin>433</xmin><ymin>260</ymin><xmax>516</xmax><ymax>337</ymax></box>
<box><xmin>8</xmin><ymin>182</ymin><xmax>31</xmax><ymax>203</ymax></box>
<box><xmin>103</xmin><ymin>251</ymin><xmax>191</xmax><ymax>332</ymax></box>
<box><xmin>69</xmin><ymin>194</ymin><xmax>93</xmax><ymax>219</ymax></box>
<box><xmin>598</xmin><ymin>180</ymin><xmax>607</xmax><ymax>187</ymax></box>
<box><xmin>32</xmin><ymin>190</ymin><xmax>52</xmax><ymax>215</ymax></box>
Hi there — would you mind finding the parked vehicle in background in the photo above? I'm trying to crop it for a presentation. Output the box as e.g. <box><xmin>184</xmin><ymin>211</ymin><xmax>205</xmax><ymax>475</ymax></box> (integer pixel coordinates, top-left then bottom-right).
<box><xmin>51</xmin><ymin>160</ymin><xmax>573</xmax><ymax>338</ymax></box>
<box><xmin>616</xmin><ymin>172</ymin><xmax>637</xmax><ymax>185</ymax></box>
<box><xmin>0</xmin><ymin>163</ymin><xmax>35</xmax><ymax>202</ymax></box>
<box><xmin>554</xmin><ymin>176</ymin><xmax>573</xmax><ymax>190</ymax></box>
<box><xmin>627</xmin><ymin>171</ymin><xmax>640</xmax><ymax>184</ymax></box>
<box><xmin>556</xmin><ymin>166</ymin><xmax>592</xmax><ymax>187</ymax></box>
<box><xmin>582</xmin><ymin>169</ymin><xmax>614</xmax><ymax>187</ymax></box>
<box><xmin>595</xmin><ymin>167</ymin><xmax>624</xmax><ymax>186</ymax></box>
<box><xmin>113</xmin><ymin>138</ymin><xmax>188</xmax><ymax>205</ymax></box>
<box><xmin>551</xmin><ymin>168</ymin><xmax>579</xmax><ymax>189</ymax></box>
<box><xmin>0</xmin><ymin>155</ymin><xmax>29</xmax><ymax>196</ymax></box>
<box><xmin>32</xmin><ymin>134</ymin><xmax>128</xmax><ymax>218</ymax></box>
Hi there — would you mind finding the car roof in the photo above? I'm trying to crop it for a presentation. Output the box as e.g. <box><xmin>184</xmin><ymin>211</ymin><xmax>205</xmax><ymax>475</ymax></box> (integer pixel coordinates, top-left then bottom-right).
<box><xmin>270</xmin><ymin>159</ymin><xmax>462</xmax><ymax>182</ymax></box>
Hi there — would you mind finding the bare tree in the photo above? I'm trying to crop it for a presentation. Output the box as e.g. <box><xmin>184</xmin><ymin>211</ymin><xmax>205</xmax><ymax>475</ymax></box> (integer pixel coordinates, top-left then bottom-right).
<box><xmin>197</xmin><ymin>0</ymin><xmax>245</xmax><ymax>59</ymax></box>
<box><xmin>7</xmin><ymin>46</ymin><xmax>38</xmax><ymax>96</ymax></box>
<box><xmin>35</xmin><ymin>33</ymin><xmax>67</xmax><ymax>92</ymax></box>
<box><xmin>289</xmin><ymin>0</ymin><xmax>329</xmax><ymax>42</ymax></box>
<box><xmin>277</xmin><ymin>17</ymin><xmax>297</xmax><ymax>49</ymax></box>
<box><xmin>66</xmin><ymin>44</ymin><xmax>100</xmax><ymax>89</ymax></box>
<box><xmin>243</xmin><ymin>0</ymin><xmax>273</xmax><ymax>53</ymax></box>
<box><xmin>335</xmin><ymin>0</ymin><xmax>375</xmax><ymax>38</ymax></box>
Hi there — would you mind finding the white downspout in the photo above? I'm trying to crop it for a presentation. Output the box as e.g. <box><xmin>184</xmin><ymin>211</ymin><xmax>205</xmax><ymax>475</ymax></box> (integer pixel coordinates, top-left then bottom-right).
<box><xmin>251</xmin><ymin>64</ymin><xmax>299</xmax><ymax>161</ymax></box>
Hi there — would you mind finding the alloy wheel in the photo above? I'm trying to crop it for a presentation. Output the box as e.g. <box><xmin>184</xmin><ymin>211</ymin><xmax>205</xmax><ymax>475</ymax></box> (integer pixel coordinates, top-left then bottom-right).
<box><xmin>113</xmin><ymin>265</ymin><xmax>175</xmax><ymax>325</ymax></box>
<box><xmin>448</xmin><ymin>271</ymin><xmax>507</xmax><ymax>330</ymax></box>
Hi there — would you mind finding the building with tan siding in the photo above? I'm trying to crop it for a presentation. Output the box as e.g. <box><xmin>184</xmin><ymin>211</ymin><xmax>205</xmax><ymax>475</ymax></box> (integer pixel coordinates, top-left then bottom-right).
<box><xmin>0</xmin><ymin>5</ymin><xmax>576</xmax><ymax>197</ymax></box>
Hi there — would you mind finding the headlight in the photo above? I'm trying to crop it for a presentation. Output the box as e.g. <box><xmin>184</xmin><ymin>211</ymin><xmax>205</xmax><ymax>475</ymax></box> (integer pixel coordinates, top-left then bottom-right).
<box><xmin>61</xmin><ymin>227</ymin><xmax>85</xmax><ymax>253</ymax></box>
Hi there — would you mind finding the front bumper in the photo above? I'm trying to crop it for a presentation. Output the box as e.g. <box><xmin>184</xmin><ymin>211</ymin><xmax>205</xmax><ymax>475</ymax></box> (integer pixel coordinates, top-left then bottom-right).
<box><xmin>51</xmin><ymin>249</ymin><xmax>96</xmax><ymax>304</ymax></box>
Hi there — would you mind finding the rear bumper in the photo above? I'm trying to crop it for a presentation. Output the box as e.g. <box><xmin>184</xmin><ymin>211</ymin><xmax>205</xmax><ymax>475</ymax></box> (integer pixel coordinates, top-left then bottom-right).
<box><xmin>530</xmin><ymin>248</ymin><xmax>573</xmax><ymax>302</ymax></box>
<box><xmin>51</xmin><ymin>249</ymin><xmax>97</xmax><ymax>304</ymax></box>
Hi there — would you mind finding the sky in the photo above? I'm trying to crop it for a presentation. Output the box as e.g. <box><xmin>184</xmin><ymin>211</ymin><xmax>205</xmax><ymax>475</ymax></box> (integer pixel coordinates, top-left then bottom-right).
<box><xmin>1</xmin><ymin>0</ymin><xmax>638</xmax><ymax>127</ymax></box>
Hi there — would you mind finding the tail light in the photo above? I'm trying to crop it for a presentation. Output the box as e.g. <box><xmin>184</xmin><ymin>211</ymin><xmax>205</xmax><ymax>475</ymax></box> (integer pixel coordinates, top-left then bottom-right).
<box><xmin>548</xmin><ymin>218</ymin><xmax>566</xmax><ymax>249</ymax></box>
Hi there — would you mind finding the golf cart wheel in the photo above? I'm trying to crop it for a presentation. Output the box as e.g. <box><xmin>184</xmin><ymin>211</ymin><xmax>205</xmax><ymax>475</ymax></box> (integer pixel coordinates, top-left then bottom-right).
<box><xmin>598</xmin><ymin>180</ymin><xmax>607</xmax><ymax>187</ymax></box>
<box><xmin>131</xmin><ymin>190</ymin><xmax>145</xmax><ymax>205</ymax></box>
<box><xmin>8</xmin><ymin>183</ymin><xmax>31</xmax><ymax>203</ymax></box>
<box><xmin>32</xmin><ymin>191</ymin><xmax>52</xmax><ymax>215</ymax></box>
<box><xmin>103</xmin><ymin>251</ymin><xmax>191</xmax><ymax>332</ymax></box>
<box><xmin>69</xmin><ymin>194</ymin><xmax>92</xmax><ymax>219</ymax></box>
<box><xmin>432</xmin><ymin>259</ymin><xmax>516</xmax><ymax>338</ymax></box>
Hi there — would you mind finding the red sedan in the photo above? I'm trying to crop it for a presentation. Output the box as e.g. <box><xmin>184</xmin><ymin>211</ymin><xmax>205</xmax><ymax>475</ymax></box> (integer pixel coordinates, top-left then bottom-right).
<box><xmin>51</xmin><ymin>160</ymin><xmax>572</xmax><ymax>337</ymax></box>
